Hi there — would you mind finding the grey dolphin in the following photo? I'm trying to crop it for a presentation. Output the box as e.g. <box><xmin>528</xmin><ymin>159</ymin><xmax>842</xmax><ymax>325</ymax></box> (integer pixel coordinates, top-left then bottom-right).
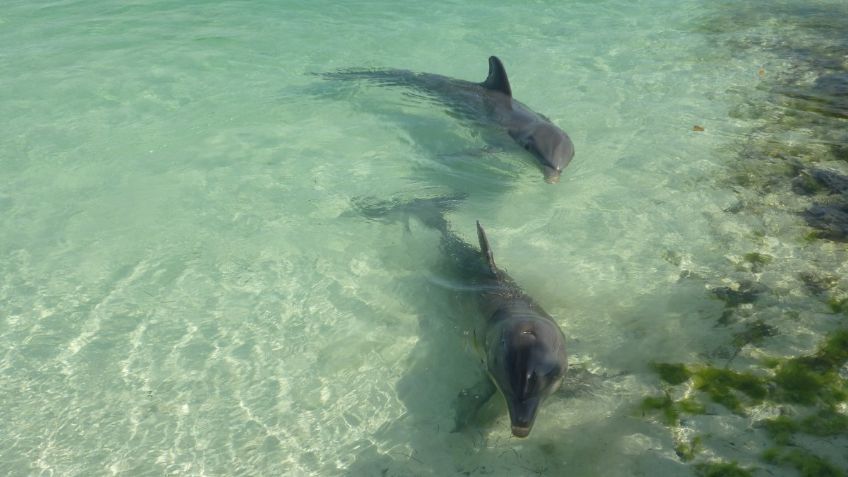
<box><xmin>353</xmin><ymin>196</ymin><xmax>568</xmax><ymax>437</ymax></box>
<box><xmin>472</xmin><ymin>221</ymin><xmax>568</xmax><ymax>436</ymax></box>
<box><xmin>323</xmin><ymin>56</ymin><xmax>575</xmax><ymax>183</ymax></box>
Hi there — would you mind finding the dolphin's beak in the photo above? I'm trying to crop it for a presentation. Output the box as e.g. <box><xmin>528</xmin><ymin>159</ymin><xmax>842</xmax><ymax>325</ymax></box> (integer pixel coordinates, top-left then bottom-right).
<box><xmin>508</xmin><ymin>397</ymin><xmax>541</xmax><ymax>438</ymax></box>
<box><xmin>543</xmin><ymin>167</ymin><xmax>561</xmax><ymax>184</ymax></box>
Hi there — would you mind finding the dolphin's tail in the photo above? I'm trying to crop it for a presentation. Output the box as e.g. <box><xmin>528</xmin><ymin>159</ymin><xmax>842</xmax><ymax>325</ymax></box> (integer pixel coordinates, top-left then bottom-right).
<box><xmin>350</xmin><ymin>194</ymin><xmax>467</xmax><ymax>235</ymax></box>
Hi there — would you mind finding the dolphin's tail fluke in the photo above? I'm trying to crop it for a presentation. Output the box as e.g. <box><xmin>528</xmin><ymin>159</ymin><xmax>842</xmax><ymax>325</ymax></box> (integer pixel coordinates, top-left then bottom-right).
<box><xmin>350</xmin><ymin>194</ymin><xmax>467</xmax><ymax>234</ymax></box>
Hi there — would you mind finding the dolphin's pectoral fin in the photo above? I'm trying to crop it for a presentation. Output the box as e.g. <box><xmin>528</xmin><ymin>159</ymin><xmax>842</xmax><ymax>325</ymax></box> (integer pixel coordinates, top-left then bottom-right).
<box><xmin>452</xmin><ymin>376</ymin><xmax>498</xmax><ymax>433</ymax></box>
<box><xmin>481</xmin><ymin>56</ymin><xmax>512</xmax><ymax>97</ymax></box>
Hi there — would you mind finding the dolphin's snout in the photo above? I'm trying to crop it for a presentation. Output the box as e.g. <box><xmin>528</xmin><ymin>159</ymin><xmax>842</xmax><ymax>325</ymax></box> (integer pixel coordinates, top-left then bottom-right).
<box><xmin>543</xmin><ymin>167</ymin><xmax>562</xmax><ymax>184</ymax></box>
<box><xmin>508</xmin><ymin>396</ymin><xmax>541</xmax><ymax>437</ymax></box>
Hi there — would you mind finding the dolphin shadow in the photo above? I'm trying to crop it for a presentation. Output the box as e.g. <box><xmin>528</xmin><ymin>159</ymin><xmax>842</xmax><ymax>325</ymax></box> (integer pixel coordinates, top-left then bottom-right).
<box><xmin>342</xmin><ymin>242</ymin><xmax>491</xmax><ymax>476</ymax></box>
<box><xmin>318</xmin><ymin>57</ymin><xmax>575</xmax><ymax>183</ymax></box>
<box><xmin>309</xmin><ymin>78</ymin><xmax>533</xmax><ymax>197</ymax></box>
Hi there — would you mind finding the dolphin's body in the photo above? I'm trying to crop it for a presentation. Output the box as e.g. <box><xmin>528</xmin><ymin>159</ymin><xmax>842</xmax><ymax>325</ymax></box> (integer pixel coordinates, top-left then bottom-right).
<box><xmin>355</xmin><ymin>196</ymin><xmax>568</xmax><ymax>437</ymax></box>
<box><xmin>466</xmin><ymin>221</ymin><xmax>568</xmax><ymax>437</ymax></box>
<box><xmin>323</xmin><ymin>56</ymin><xmax>575</xmax><ymax>183</ymax></box>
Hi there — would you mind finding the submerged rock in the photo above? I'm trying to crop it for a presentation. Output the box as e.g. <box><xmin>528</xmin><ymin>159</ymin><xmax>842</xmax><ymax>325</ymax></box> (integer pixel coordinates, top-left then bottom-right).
<box><xmin>712</xmin><ymin>280</ymin><xmax>770</xmax><ymax>306</ymax></box>
<box><xmin>792</xmin><ymin>167</ymin><xmax>848</xmax><ymax>195</ymax></box>
<box><xmin>803</xmin><ymin>202</ymin><xmax>848</xmax><ymax>241</ymax></box>
<box><xmin>798</xmin><ymin>271</ymin><xmax>839</xmax><ymax>295</ymax></box>
<box><xmin>813</xmin><ymin>72</ymin><xmax>848</xmax><ymax>118</ymax></box>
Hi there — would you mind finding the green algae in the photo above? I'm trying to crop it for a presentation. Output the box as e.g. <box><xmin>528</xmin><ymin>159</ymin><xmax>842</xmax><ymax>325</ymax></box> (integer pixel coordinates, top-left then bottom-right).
<box><xmin>689</xmin><ymin>4</ymin><xmax>848</xmax><ymax>477</ymax></box>
<box><xmin>651</xmin><ymin>362</ymin><xmax>691</xmax><ymax>385</ymax></box>
<box><xmin>649</xmin><ymin>330</ymin><xmax>848</xmax><ymax>414</ymax></box>
<box><xmin>693</xmin><ymin>461</ymin><xmax>754</xmax><ymax>477</ymax></box>
<box><xmin>743</xmin><ymin>252</ymin><xmax>772</xmax><ymax>265</ymax></box>
<box><xmin>828</xmin><ymin>296</ymin><xmax>848</xmax><ymax>314</ymax></box>
<box><xmin>640</xmin><ymin>392</ymin><xmax>679</xmax><ymax>425</ymax></box>
<box><xmin>772</xmin><ymin>360</ymin><xmax>841</xmax><ymax>405</ymax></box>
<box><xmin>762</xmin><ymin>416</ymin><xmax>799</xmax><ymax>445</ymax></box>
<box><xmin>767</xmin><ymin>408</ymin><xmax>848</xmax><ymax>445</ymax></box>
<box><xmin>800</xmin><ymin>408</ymin><xmax>848</xmax><ymax>436</ymax></box>
<box><xmin>674</xmin><ymin>435</ymin><xmax>702</xmax><ymax>462</ymax></box>
<box><xmin>732</xmin><ymin>320</ymin><xmax>777</xmax><ymax>348</ymax></box>
<box><xmin>816</xmin><ymin>329</ymin><xmax>848</xmax><ymax>367</ymax></box>
<box><xmin>648</xmin><ymin>330</ymin><xmax>848</xmax><ymax>477</ymax></box>
<box><xmin>677</xmin><ymin>397</ymin><xmax>706</xmax><ymax>414</ymax></box>
<box><xmin>763</xmin><ymin>447</ymin><xmax>844</xmax><ymax>477</ymax></box>
<box><xmin>692</xmin><ymin>367</ymin><xmax>767</xmax><ymax>413</ymax></box>
<box><xmin>640</xmin><ymin>393</ymin><xmax>706</xmax><ymax>426</ymax></box>
<box><xmin>741</xmin><ymin>252</ymin><xmax>773</xmax><ymax>272</ymax></box>
<box><xmin>773</xmin><ymin>329</ymin><xmax>848</xmax><ymax>405</ymax></box>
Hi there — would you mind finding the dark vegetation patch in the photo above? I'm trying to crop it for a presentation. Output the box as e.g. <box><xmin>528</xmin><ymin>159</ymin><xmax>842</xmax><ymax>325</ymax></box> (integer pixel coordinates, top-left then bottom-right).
<box><xmin>653</xmin><ymin>3</ymin><xmax>848</xmax><ymax>475</ymax></box>
<box><xmin>675</xmin><ymin>435</ymin><xmax>703</xmax><ymax>462</ymax></box>
<box><xmin>644</xmin><ymin>329</ymin><xmax>848</xmax><ymax>418</ymax></box>
<box><xmin>711</xmin><ymin>280</ymin><xmax>769</xmax><ymax>307</ymax></box>
<box><xmin>693</xmin><ymin>461</ymin><xmax>754</xmax><ymax>477</ymax></box>
<box><xmin>763</xmin><ymin>447</ymin><xmax>845</xmax><ymax>477</ymax></box>
<box><xmin>644</xmin><ymin>330</ymin><xmax>848</xmax><ymax>473</ymax></box>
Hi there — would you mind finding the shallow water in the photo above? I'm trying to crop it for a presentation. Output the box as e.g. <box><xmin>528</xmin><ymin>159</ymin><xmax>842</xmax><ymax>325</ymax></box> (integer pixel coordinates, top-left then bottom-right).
<box><xmin>1</xmin><ymin>1</ymin><xmax>847</xmax><ymax>475</ymax></box>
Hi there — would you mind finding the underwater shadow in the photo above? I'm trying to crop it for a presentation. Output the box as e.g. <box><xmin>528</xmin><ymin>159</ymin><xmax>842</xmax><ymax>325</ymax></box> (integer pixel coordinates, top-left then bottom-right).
<box><xmin>305</xmin><ymin>73</ymin><xmax>542</xmax><ymax>198</ymax></box>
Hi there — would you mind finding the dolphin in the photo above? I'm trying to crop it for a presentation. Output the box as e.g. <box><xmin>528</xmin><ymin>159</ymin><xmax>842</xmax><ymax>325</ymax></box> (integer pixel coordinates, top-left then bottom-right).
<box><xmin>323</xmin><ymin>56</ymin><xmax>575</xmax><ymax>183</ymax></box>
<box><xmin>471</xmin><ymin>221</ymin><xmax>568</xmax><ymax>436</ymax></box>
<box><xmin>353</xmin><ymin>196</ymin><xmax>568</xmax><ymax>437</ymax></box>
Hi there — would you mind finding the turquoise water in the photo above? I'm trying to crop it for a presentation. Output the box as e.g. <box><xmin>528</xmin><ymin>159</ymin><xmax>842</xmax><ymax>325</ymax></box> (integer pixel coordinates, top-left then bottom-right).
<box><xmin>2</xmin><ymin>1</ymin><xmax>847</xmax><ymax>475</ymax></box>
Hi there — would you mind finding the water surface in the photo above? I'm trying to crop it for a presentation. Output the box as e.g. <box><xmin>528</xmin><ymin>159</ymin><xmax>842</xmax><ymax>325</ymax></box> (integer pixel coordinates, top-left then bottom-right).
<box><xmin>1</xmin><ymin>1</ymin><xmax>847</xmax><ymax>475</ymax></box>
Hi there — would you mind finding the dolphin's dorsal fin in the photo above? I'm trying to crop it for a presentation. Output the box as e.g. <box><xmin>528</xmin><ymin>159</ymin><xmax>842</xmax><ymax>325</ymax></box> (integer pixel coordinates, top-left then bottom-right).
<box><xmin>481</xmin><ymin>56</ymin><xmax>512</xmax><ymax>97</ymax></box>
<box><xmin>476</xmin><ymin>221</ymin><xmax>498</xmax><ymax>275</ymax></box>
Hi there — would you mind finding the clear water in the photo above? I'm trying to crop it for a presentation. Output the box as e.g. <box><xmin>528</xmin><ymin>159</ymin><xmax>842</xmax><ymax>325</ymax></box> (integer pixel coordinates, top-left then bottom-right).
<box><xmin>2</xmin><ymin>1</ymin><xmax>846</xmax><ymax>475</ymax></box>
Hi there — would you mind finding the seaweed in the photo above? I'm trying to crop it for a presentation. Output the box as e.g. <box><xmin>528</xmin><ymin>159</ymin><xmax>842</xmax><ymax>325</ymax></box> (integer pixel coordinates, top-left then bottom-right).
<box><xmin>828</xmin><ymin>296</ymin><xmax>848</xmax><ymax>314</ymax></box>
<box><xmin>651</xmin><ymin>362</ymin><xmax>691</xmax><ymax>385</ymax></box>
<box><xmin>763</xmin><ymin>408</ymin><xmax>848</xmax><ymax>447</ymax></box>
<box><xmin>649</xmin><ymin>330</ymin><xmax>848</xmax><ymax>413</ymax></box>
<box><xmin>773</xmin><ymin>329</ymin><xmax>848</xmax><ymax>405</ymax></box>
<box><xmin>685</xmin><ymin>4</ymin><xmax>848</xmax><ymax>477</ymax></box>
<box><xmin>762</xmin><ymin>415</ymin><xmax>800</xmax><ymax>445</ymax></box>
<box><xmin>693</xmin><ymin>461</ymin><xmax>754</xmax><ymax>477</ymax></box>
<box><xmin>640</xmin><ymin>392</ymin><xmax>679</xmax><ymax>426</ymax></box>
<box><xmin>798</xmin><ymin>271</ymin><xmax>839</xmax><ymax>295</ymax></box>
<box><xmin>763</xmin><ymin>447</ymin><xmax>844</xmax><ymax>477</ymax></box>
<box><xmin>692</xmin><ymin>367</ymin><xmax>767</xmax><ymax>413</ymax></box>
<box><xmin>732</xmin><ymin>319</ymin><xmax>778</xmax><ymax>349</ymax></box>
<box><xmin>675</xmin><ymin>435</ymin><xmax>703</xmax><ymax>462</ymax></box>
<box><xmin>742</xmin><ymin>252</ymin><xmax>773</xmax><ymax>272</ymax></box>
<box><xmin>712</xmin><ymin>280</ymin><xmax>770</xmax><ymax>307</ymax></box>
<box><xmin>640</xmin><ymin>393</ymin><xmax>707</xmax><ymax>426</ymax></box>
<box><xmin>648</xmin><ymin>330</ymin><xmax>848</xmax><ymax>476</ymax></box>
